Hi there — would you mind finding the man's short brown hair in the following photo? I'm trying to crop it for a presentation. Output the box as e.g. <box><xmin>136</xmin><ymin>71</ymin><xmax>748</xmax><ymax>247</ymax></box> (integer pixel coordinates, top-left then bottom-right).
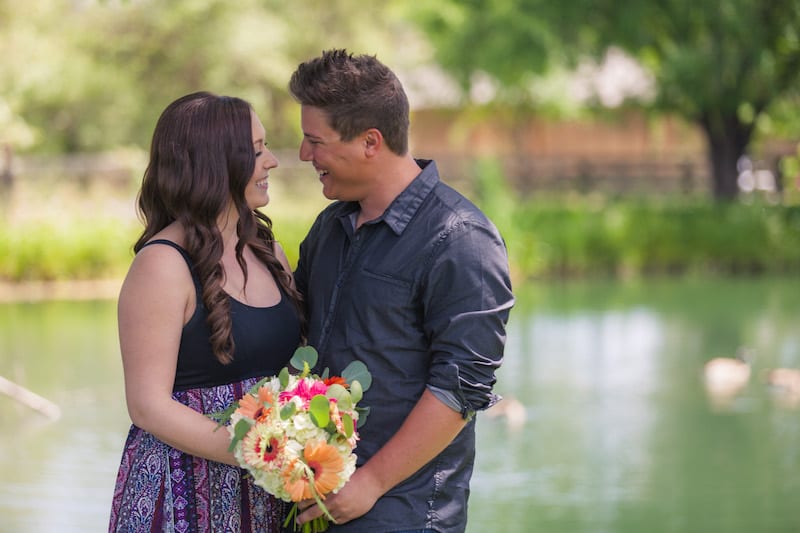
<box><xmin>289</xmin><ymin>49</ymin><xmax>410</xmax><ymax>155</ymax></box>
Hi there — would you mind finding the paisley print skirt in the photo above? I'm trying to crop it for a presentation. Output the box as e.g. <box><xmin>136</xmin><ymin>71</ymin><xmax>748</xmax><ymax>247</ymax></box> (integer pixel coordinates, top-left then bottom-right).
<box><xmin>108</xmin><ymin>377</ymin><xmax>288</xmax><ymax>532</ymax></box>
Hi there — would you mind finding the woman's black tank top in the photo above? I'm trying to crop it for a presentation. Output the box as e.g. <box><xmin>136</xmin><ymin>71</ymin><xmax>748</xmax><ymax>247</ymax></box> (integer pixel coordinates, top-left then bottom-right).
<box><xmin>141</xmin><ymin>239</ymin><xmax>301</xmax><ymax>391</ymax></box>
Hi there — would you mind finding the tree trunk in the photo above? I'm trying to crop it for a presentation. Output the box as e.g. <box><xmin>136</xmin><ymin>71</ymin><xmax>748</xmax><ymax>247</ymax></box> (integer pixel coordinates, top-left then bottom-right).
<box><xmin>699</xmin><ymin>113</ymin><xmax>754</xmax><ymax>201</ymax></box>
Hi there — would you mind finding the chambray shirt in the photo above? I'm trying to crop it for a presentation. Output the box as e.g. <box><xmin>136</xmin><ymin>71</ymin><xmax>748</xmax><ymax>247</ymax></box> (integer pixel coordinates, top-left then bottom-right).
<box><xmin>294</xmin><ymin>159</ymin><xmax>514</xmax><ymax>533</ymax></box>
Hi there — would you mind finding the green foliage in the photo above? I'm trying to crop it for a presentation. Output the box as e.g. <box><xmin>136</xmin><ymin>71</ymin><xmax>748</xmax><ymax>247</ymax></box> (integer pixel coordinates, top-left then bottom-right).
<box><xmin>3</xmin><ymin>188</ymin><xmax>800</xmax><ymax>284</ymax></box>
<box><xmin>0</xmin><ymin>217</ymin><xmax>137</xmax><ymax>281</ymax></box>
<box><xmin>341</xmin><ymin>361</ymin><xmax>371</xmax><ymax>392</ymax></box>
<box><xmin>230</xmin><ymin>419</ymin><xmax>252</xmax><ymax>452</ymax></box>
<box><xmin>409</xmin><ymin>0</ymin><xmax>800</xmax><ymax>199</ymax></box>
<box><xmin>461</xmin><ymin>157</ymin><xmax>800</xmax><ymax>279</ymax></box>
<box><xmin>348</xmin><ymin>380</ymin><xmax>363</xmax><ymax>406</ymax></box>
<box><xmin>509</xmin><ymin>197</ymin><xmax>800</xmax><ymax>280</ymax></box>
<box><xmin>279</xmin><ymin>401</ymin><xmax>297</xmax><ymax>420</ymax></box>
<box><xmin>308</xmin><ymin>395</ymin><xmax>331</xmax><ymax>427</ymax></box>
<box><xmin>0</xmin><ymin>210</ymin><xmax>314</xmax><ymax>283</ymax></box>
<box><xmin>0</xmin><ymin>0</ymin><xmax>422</xmax><ymax>154</ymax></box>
<box><xmin>777</xmin><ymin>143</ymin><xmax>800</xmax><ymax>205</ymax></box>
<box><xmin>412</xmin><ymin>0</ymin><xmax>800</xmax><ymax>117</ymax></box>
<box><xmin>325</xmin><ymin>384</ymin><xmax>350</xmax><ymax>409</ymax></box>
<box><xmin>341</xmin><ymin>413</ymin><xmax>355</xmax><ymax>439</ymax></box>
<box><xmin>290</xmin><ymin>345</ymin><xmax>319</xmax><ymax>371</ymax></box>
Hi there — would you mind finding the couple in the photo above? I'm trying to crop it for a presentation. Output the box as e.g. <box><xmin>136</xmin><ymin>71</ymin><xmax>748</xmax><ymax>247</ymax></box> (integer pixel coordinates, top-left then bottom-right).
<box><xmin>109</xmin><ymin>49</ymin><xmax>514</xmax><ymax>533</ymax></box>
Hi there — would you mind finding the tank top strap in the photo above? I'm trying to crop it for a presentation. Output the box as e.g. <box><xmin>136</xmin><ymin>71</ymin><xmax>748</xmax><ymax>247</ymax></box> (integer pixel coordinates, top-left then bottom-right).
<box><xmin>140</xmin><ymin>239</ymin><xmax>202</xmax><ymax>294</ymax></box>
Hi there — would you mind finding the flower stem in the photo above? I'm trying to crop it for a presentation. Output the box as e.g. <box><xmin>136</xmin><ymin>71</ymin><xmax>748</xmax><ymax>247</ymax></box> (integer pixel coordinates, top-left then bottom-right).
<box><xmin>283</xmin><ymin>503</ymin><xmax>330</xmax><ymax>533</ymax></box>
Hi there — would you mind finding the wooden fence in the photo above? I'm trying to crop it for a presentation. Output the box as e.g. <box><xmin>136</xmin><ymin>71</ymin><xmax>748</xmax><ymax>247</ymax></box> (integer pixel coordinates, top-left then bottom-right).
<box><xmin>431</xmin><ymin>152</ymin><xmax>712</xmax><ymax>197</ymax></box>
<box><xmin>2</xmin><ymin>150</ymin><xmax>714</xmax><ymax>198</ymax></box>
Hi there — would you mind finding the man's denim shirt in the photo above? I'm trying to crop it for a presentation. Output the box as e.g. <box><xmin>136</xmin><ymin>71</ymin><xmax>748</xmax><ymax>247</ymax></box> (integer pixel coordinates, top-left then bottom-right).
<box><xmin>294</xmin><ymin>160</ymin><xmax>514</xmax><ymax>533</ymax></box>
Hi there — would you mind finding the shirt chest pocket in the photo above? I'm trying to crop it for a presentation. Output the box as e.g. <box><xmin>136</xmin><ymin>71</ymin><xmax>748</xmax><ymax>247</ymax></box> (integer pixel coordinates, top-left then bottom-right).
<box><xmin>344</xmin><ymin>268</ymin><xmax>416</xmax><ymax>344</ymax></box>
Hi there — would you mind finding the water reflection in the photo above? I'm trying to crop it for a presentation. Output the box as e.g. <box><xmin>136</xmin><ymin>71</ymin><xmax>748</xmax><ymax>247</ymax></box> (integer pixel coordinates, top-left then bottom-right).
<box><xmin>0</xmin><ymin>300</ymin><xmax>128</xmax><ymax>532</ymax></box>
<box><xmin>1</xmin><ymin>278</ymin><xmax>800</xmax><ymax>532</ymax></box>
<box><xmin>470</xmin><ymin>277</ymin><xmax>800</xmax><ymax>533</ymax></box>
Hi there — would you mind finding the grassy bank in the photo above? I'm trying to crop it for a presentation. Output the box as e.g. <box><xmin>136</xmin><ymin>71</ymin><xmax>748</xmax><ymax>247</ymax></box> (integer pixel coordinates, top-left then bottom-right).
<box><xmin>472</xmin><ymin>158</ymin><xmax>800</xmax><ymax>281</ymax></box>
<box><xmin>502</xmin><ymin>197</ymin><xmax>800</xmax><ymax>280</ymax></box>
<box><xmin>2</xmin><ymin>165</ymin><xmax>800</xmax><ymax>285</ymax></box>
<box><xmin>0</xmin><ymin>212</ymin><xmax>321</xmax><ymax>284</ymax></box>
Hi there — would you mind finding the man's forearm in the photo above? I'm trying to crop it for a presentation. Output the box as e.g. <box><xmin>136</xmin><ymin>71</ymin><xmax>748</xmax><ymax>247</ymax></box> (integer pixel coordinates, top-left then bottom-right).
<box><xmin>358</xmin><ymin>388</ymin><xmax>468</xmax><ymax>495</ymax></box>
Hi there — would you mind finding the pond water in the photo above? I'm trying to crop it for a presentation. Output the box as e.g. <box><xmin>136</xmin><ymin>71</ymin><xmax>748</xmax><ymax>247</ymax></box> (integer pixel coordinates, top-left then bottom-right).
<box><xmin>1</xmin><ymin>277</ymin><xmax>799</xmax><ymax>532</ymax></box>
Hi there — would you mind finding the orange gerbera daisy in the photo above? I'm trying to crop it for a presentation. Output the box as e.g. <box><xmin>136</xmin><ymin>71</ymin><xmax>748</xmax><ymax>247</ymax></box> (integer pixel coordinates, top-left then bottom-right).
<box><xmin>281</xmin><ymin>441</ymin><xmax>345</xmax><ymax>501</ymax></box>
<box><xmin>305</xmin><ymin>440</ymin><xmax>345</xmax><ymax>495</ymax></box>
<box><xmin>235</xmin><ymin>387</ymin><xmax>274</xmax><ymax>422</ymax></box>
<box><xmin>282</xmin><ymin>458</ymin><xmax>311</xmax><ymax>502</ymax></box>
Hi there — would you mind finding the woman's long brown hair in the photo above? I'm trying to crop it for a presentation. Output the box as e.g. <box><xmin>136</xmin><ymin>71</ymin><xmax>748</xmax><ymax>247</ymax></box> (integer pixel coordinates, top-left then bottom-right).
<box><xmin>133</xmin><ymin>92</ymin><xmax>304</xmax><ymax>363</ymax></box>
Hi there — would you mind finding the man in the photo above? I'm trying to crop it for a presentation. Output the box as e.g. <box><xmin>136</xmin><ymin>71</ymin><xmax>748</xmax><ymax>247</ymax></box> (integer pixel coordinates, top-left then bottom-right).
<box><xmin>289</xmin><ymin>49</ymin><xmax>514</xmax><ymax>533</ymax></box>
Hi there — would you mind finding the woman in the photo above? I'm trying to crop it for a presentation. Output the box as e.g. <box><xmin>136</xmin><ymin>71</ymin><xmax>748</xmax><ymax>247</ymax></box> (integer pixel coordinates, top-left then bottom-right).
<box><xmin>109</xmin><ymin>92</ymin><xmax>303</xmax><ymax>532</ymax></box>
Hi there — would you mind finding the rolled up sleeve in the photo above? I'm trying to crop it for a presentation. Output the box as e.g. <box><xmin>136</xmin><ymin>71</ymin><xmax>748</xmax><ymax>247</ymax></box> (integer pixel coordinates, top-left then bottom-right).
<box><xmin>423</xmin><ymin>218</ymin><xmax>515</xmax><ymax>418</ymax></box>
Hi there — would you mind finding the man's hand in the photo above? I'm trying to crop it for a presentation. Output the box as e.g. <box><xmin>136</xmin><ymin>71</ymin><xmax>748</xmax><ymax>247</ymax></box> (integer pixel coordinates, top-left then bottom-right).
<box><xmin>296</xmin><ymin>468</ymin><xmax>381</xmax><ymax>527</ymax></box>
<box><xmin>296</xmin><ymin>389</ymin><xmax>467</xmax><ymax>528</ymax></box>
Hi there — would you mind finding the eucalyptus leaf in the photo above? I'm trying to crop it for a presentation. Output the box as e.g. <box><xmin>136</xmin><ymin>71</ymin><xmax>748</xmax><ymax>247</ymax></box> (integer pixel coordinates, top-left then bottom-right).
<box><xmin>230</xmin><ymin>418</ymin><xmax>252</xmax><ymax>451</ymax></box>
<box><xmin>338</xmin><ymin>396</ymin><xmax>354</xmax><ymax>413</ymax></box>
<box><xmin>356</xmin><ymin>406</ymin><xmax>370</xmax><ymax>428</ymax></box>
<box><xmin>342</xmin><ymin>360</ymin><xmax>371</xmax><ymax>391</ymax></box>
<box><xmin>342</xmin><ymin>413</ymin><xmax>354</xmax><ymax>438</ymax></box>
<box><xmin>279</xmin><ymin>366</ymin><xmax>290</xmax><ymax>388</ymax></box>
<box><xmin>291</xmin><ymin>345</ymin><xmax>318</xmax><ymax>371</ymax></box>
<box><xmin>326</xmin><ymin>383</ymin><xmax>349</xmax><ymax>404</ymax></box>
<box><xmin>309</xmin><ymin>395</ymin><xmax>331</xmax><ymax>428</ymax></box>
<box><xmin>280</xmin><ymin>402</ymin><xmax>297</xmax><ymax>420</ymax></box>
<box><xmin>349</xmin><ymin>379</ymin><xmax>363</xmax><ymax>405</ymax></box>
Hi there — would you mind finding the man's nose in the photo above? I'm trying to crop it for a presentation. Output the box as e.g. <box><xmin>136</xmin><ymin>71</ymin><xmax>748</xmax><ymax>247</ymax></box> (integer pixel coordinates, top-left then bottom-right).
<box><xmin>299</xmin><ymin>139</ymin><xmax>312</xmax><ymax>161</ymax></box>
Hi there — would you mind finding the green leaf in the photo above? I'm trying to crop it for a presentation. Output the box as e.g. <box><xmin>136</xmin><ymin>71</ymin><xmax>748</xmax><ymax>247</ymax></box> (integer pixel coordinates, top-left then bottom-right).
<box><xmin>280</xmin><ymin>402</ymin><xmax>297</xmax><ymax>420</ymax></box>
<box><xmin>349</xmin><ymin>379</ymin><xmax>363</xmax><ymax>405</ymax></box>
<box><xmin>309</xmin><ymin>394</ymin><xmax>331</xmax><ymax>428</ymax></box>
<box><xmin>279</xmin><ymin>366</ymin><xmax>290</xmax><ymax>388</ymax></box>
<box><xmin>341</xmin><ymin>413</ymin><xmax>354</xmax><ymax>438</ymax></box>
<box><xmin>291</xmin><ymin>345</ymin><xmax>318</xmax><ymax>371</ymax></box>
<box><xmin>342</xmin><ymin>360</ymin><xmax>371</xmax><ymax>391</ymax></box>
<box><xmin>325</xmin><ymin>383</ymin><xmax>351</xmax><ymax>410</ymax></box>
<box><xmin>356</xmin><ymin>406</ymin><xmax>370</xmax><ymax>428</ymax></box>
<box><xmin>230</xmin><ymin>418</ymin><xmax>252</xmax><ymax>451</ymax></box>
<box><xmin>208</xmin><ymin>402</ymin><xmax>237</xmax><ymax>426</ymax></box>
<box><xmin>246</xmin><ymin>376</ymin><xmax>270</xmax><ymax>396</ymax></box>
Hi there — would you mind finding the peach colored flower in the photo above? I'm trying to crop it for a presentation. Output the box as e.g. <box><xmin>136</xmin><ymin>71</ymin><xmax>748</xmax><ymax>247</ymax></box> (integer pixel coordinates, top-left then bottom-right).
<box><xmin>235</xmin><ymin>387</ymin><xmax>274</xmax><ymax>422</ymax></box>
<box><xmin>281</xmin><ymin>440</ymin><xmax>345</xmax><ymax>501</ymax></box>
<box><xmin>305</xmin><ymin>440</ymin><xmax>345</xmax><ymax>495</ymax></box>
<box><xmin>282</xmin><ymin>458</ymin><xmax>312</xmax><ymax>502</ymax></box>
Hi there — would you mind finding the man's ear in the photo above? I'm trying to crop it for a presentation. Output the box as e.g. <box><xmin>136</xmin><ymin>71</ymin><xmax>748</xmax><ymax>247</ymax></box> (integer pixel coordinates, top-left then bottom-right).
<box><xmin>363</xmin><ymin>128</ymin><xmax>383</xmax><ymax>156</ymax></box>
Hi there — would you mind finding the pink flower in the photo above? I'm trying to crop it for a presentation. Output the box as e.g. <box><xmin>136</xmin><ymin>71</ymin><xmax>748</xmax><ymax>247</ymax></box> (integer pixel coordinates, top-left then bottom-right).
<box><xmin>279</xmin><ymin>377</ymin><xmax>328</xmax><ymax>408</ymax></box>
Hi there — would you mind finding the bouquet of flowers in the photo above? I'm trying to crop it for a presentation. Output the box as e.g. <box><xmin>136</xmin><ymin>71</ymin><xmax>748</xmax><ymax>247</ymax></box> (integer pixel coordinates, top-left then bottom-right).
<box><xmin>211</xmin><ymin>346</ymin><xmax>371</xmax><ymax>533</ymax></box>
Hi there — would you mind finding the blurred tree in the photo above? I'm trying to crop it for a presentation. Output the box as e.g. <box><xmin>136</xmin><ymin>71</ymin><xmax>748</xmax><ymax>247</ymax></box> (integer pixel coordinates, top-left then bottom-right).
<box><xmin>0</xmin><ymin>0</ymin><xmax>417</xmax><ymax>153</ymax></box>
<box><xmin>410</xmin><ymin>0</ymin><xmax>800</xmax><ymax>200</ymax></box>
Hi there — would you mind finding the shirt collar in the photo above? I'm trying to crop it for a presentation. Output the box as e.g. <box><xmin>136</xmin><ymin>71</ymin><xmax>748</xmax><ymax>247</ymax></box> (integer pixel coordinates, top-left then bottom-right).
<box><xmin>380</xmin><ymin>159</ymin><xmax>439</xmax><ymax>235</ymax></box>
<box><xmin>335</xmin><ymin>159</ymin><xmax>440</xmax><ymax>236</ymax></box>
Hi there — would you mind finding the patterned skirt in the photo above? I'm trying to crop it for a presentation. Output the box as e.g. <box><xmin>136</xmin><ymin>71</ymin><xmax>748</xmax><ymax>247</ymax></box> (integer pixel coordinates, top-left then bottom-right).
<box><xmin>108</xmin><ymin>377</ymin><xmax>289</xmax><ymax>533</ymax></box>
